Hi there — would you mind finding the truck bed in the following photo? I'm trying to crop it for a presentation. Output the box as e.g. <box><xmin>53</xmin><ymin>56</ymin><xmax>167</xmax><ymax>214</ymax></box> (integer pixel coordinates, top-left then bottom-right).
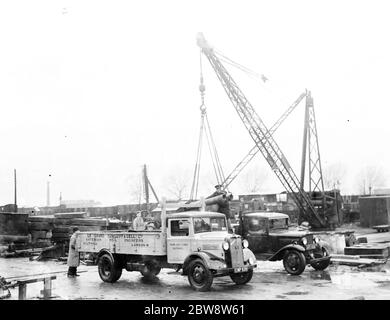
<box><xmin>76</xmin><ymin>230</ymin><xmax>167</xmax><ymax>256</ymax></box>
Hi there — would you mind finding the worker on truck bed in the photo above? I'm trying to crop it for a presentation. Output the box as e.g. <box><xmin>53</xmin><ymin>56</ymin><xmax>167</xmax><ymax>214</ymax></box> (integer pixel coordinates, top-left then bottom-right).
<box><xmin>133</xmin><ymin>212</ymin><xmax>145</xmax><ymax>231</ymax></box>
<box><xmin>208</xmin><ymin>184</ymin><xmax>227</xmax><ymax>198</ymax></box>
<box><xmin>67</xmin><ymin>227</ymin><xmax>80</xmax><ymax>277</ymax></box>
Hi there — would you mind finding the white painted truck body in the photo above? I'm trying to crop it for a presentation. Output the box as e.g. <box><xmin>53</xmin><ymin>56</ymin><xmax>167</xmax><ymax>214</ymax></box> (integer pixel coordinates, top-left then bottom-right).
<box><xmin>75</xmin><ymin>209</ymin><xmax>257</xmax><ymax>291</ymax></box>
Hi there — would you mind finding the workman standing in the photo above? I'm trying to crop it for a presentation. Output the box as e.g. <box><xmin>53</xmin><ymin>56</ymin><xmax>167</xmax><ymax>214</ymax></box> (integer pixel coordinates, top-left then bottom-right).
<box><xmin>133</xmin><ymin>212</ymin><xmax>145</xmax><ymax>231</ymax></box>
<box><xmin>67</xmin><ymin>227</ymin><xmax>80</xmax><ymax>277</ymax></box>
<box><xmin>207</xmin><ymin>184</ymin><xmax>232</xmax><ymax>232</ymax></box>
<box><xmin>208</xmin><ymin>184</ymin><xmax>227</xmax><ymax>198</ymax></box>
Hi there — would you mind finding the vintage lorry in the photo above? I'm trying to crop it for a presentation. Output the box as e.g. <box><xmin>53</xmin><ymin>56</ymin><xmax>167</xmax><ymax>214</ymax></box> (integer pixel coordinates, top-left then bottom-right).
<box><xmin>76</xmin><ymin>202</ymin><xmax>257</xmax><ymax>291</ymax></box>
<box><xmin>235</xmin><ymin>211</ymin><xmax>331</xmax><ymax>275</ymax></box>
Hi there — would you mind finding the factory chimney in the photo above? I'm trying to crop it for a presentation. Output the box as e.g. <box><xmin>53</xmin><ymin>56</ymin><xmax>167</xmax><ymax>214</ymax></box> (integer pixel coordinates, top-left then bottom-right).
<box><xmin>46</xmin><ymin>178</ymin><xmax>51</xmax><ymax>207</ymax></box>
<box><xmin>14</xmin><ymin>169</ymin><xmax>17</xmax><ymax>212</ymax></box>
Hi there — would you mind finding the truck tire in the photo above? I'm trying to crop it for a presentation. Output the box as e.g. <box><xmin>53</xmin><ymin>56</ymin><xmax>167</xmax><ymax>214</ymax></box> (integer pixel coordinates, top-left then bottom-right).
<box><xmin>141</xmin><ymin>261</ymin><xmax>162</xmax><ymax>279</ymax></box>
<box><xmin>230</xmin><ymin>269</ymin><xmax>253</xmax><ymax>285</ymax></box>
<box><xmin>283</xmin><ymin>250</ymin><xmax>306</xmax><ymax>275</ymax></box>
<box><xmin>187</xmin><ymin>258</ymin><xmax>213</xmax><ymax>292</ymax></box>
<box><xmin>310</xmin><ymin>248</ymin><xmax>330</xmax><ymax>271</ymax></box>
<box><xmin>98</xmin><ymin>253</ymin><xmax>122</xmax><ymax>283</ymax></box>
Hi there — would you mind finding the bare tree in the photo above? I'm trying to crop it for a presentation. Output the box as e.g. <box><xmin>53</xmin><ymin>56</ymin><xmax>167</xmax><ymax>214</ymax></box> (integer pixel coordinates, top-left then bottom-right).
<box><xmin>125</xmin><ymin>173</ymin><xmax>143</xmax><ymax>206</ymax></box>
<box><xmin>238</xmin><ymin>164</ymin><xmax>269</xmax><ymax>194</ymax></box>
<box><xmin>356</xmin><ymin>165</ymin><xmax>387</xmax><ymax>195</ymax></box>
<box><xmin>323</xmin><ymin>162</ymin><xmax>347</xmax><ymax>190</ymax></box>
<box><xmin>164</xmin><ymin>169</ymin><xmax>191</xmax><ymax>201</ymax></box>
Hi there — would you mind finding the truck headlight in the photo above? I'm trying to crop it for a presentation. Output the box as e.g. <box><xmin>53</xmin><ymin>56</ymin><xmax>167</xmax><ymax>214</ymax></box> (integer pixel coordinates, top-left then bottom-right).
<box><xmin>302</xmin><ymin>237</ymin><xmax>307</xmax><ymax>245</ymax></box>
<box><xmin>242</xmin><ymin>239</ymin><xmax>249</xmax><ymax>248</ymax></box>
<box><xmin>314</xmin><ymin>237</ymin><xmax>320</xmax><ymax>244</ymax></box>
<box><xmin>249</xmin><ymin>257</ymin><xmax>256</xmax><ymax>265</ymax></box>
<box><xmin>222</xmin><ymin>241</ymin><xmax>229</xmax><ymax>251</ymax></box>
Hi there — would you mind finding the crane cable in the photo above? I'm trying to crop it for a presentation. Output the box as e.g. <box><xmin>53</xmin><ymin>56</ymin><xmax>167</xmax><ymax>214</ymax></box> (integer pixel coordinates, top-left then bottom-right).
<box><xmin>214</xmin><ymin>48</ymin><xmax>268</xmax><ymax>83</ymax></box>
<box><xmin>214</xmin><ymin>48</ymin><xmax>298</xmax><ymax>110</ymax></box>
<box><xmin>189</xmin><ymin>51</ymin><xmax>227</xmax><ymax>200</ymax></box>
<box><xmin>204</xmin><ymin>115</ymin><xmax>227</xmax><ymax>187</ymax></box>
<box><xmin>189</xmin><ymin>52</ymin><xmax>206</xmax><ymax>200</ymax></box>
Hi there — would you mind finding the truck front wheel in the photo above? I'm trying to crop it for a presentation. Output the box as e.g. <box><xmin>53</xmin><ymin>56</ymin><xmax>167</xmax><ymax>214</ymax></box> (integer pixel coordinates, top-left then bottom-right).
<box><xmin>310</xmin><ymin>248</ymin><xmax>330</xmax><ymax>271</ymax></box>
<box><xmin>187</xmin><ymin>259</ymin><xmax>213</xmax><ymax>292</ymax></box>
<box><xmin>230</xmin><ymin>269</ymin><xmax>253</xmax><ymax>285</ymax></box>
<box><xmin>283</xmin><ymin>250</ymin><xmax>306</xmax><ymax>275</ymax></box>
<box><xmin>98</xmin><ymin>253</ymin><xmax>122</xmax><ymax>283</ymax></box>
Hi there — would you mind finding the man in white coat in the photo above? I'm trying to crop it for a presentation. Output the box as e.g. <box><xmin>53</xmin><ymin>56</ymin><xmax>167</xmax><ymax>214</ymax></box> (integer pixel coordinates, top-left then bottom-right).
<box><xmin>133</xmin><ymin>212</ymin><xmax>145</xmax><ymax>231</ymax></box>
<box><xmin>67</xmin><ymin>227</ymin><xmax>80</xmax><ymax>277</ymax></box>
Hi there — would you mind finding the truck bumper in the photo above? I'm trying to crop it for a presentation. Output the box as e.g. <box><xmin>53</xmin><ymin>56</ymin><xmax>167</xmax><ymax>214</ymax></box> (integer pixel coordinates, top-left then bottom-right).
<box><xmin>306</xmin><ymin>254</ymin><xmax>331</xmax><ymax>264</ymax></box>
<box><xmin>213</xmin><ymin>264</ymin><xmax>256</xmax><ymax>277</ymax></box>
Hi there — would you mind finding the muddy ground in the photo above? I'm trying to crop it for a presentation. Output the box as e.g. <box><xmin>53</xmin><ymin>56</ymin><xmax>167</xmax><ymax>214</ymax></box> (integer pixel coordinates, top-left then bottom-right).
<box><xmin>1</xmin><ymin>228</ymin><xmax>389</xmax><ymax>300</ymax></box>
<box><xmin>1</xmin><ymin>257</ymin><xmax>390</xmax><ymax>300</ymax></box>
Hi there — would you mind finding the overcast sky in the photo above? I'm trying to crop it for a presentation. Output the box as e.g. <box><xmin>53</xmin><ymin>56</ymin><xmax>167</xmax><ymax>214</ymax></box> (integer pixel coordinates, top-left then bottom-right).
<box><xmin>0</xmin><ymin>0</ymin><xmax>389</xmax><ymax>207</ymax></box>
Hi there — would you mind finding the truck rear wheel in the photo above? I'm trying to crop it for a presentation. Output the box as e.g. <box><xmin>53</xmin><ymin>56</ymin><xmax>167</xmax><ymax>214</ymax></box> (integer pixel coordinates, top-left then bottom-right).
<box><xmin>283</xmin><ymin>250</ymin><xmax>306</xmax><ymax>275</ymax></box>
<box><xmin>141</xmin><ymin>261</ymin><xmax>162</xmax><ymax>279</ymax></box>
<box><xmin>230</xmin><ymin>269</ymin><xmax>253</xmax><ymax>285</ymax></box>
<box><xmin>98</xmin><ymin>253</ymin><xmax>122</xmax><ymax>283</ymax></box>
<box><xmin>187</xmin><ymin>258</ymin><xmax>213</xmax><ymax>292</ymax></box>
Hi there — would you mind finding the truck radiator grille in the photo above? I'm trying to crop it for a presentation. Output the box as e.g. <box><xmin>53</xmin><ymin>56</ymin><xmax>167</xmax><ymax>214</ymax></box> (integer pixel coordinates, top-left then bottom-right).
<box><xmin>306</xmin><ymin>234</ymin><xmax>313</xmax><ymax>244</ymax></box>
<box><xmin>229</xmin><ymin>237</ymin><xmax>244</xmax><ymax>268</ymax></box>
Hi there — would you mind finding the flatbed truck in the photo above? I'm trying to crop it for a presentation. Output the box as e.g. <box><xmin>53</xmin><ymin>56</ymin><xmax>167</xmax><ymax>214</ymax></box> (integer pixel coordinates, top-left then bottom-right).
<box><xmin>76</xmin><ymin>200</ymin><xmax>257</xmax><ymax>291</ymax></box>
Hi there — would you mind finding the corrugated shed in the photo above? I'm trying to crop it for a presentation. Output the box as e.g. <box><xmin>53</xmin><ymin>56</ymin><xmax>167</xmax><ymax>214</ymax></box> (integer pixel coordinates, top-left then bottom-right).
<box><xmin>359</xmin><ymin>196</ymin><xmax>390</xmax><ymax>227</ymax></box>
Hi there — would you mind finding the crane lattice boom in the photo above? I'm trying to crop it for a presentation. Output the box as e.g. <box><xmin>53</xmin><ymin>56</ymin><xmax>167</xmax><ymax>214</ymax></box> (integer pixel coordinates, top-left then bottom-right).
<box><xmin>197</xmin><ymin>33</ymin><xmax>326</xmax><ymax>227</ymax></box>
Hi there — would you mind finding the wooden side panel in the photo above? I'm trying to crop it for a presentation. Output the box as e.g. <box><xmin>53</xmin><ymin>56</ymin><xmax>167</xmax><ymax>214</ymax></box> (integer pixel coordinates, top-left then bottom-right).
<box><xmin>76</xmin><ymin>231</ymin><xmax>167</xmax><ymax>256</ymax></box>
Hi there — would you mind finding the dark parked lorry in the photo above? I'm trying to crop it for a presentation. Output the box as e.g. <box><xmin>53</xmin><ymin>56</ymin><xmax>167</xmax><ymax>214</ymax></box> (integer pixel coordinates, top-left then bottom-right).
<box><xmin>235</xmin><ymin>212</ymin><xmax>330</xmax><ymax>275</ymax></box>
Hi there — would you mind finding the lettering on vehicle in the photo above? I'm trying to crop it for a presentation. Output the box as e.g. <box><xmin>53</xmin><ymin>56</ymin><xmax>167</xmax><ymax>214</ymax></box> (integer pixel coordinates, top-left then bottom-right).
<box><xmin>81</xmin><ymin>233</ymin><xmax>105</xmax><ymax>246</ymax></box>
<box><xmin>169</xmin><ymin>242</ymin><xmax>189</xmax><ymax>250</ymax></box>
<box><xmin>81</xmin><ymin>233</ymin><xmax>150</xmax><ymax>248</ymax></box>
<box><xmin>202</xmin><ymin>244</ymin><xmax>219</xmax><ymax>250</ymax></box>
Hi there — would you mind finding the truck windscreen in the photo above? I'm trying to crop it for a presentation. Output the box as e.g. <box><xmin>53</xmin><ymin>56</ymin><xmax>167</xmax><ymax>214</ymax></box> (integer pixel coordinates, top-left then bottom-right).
<box><xmin>193</xmin><ymin>217</ymin><xmax>227</xmax><ymax>234</ymax></box>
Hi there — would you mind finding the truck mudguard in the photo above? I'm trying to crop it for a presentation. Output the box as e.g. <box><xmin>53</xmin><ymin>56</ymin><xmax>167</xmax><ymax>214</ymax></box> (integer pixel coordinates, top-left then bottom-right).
<box><xmin>182</xmin><ymin>251</ymin><xmax>226</xmax><ymax>275</ymax></box>
<box><xmin>97</xmin><ymin>248</ymin><xmax>114</xmax><ymax>261</ymax></box>
<box><xmin>268</xmin><ymin>244</ymin><xmax>306</xmax><ymax>261</ymax></box>
<box><xmin>243</xmin><ymin>248</ymin><xmax>257</xmax><ymax>265</ymax></box>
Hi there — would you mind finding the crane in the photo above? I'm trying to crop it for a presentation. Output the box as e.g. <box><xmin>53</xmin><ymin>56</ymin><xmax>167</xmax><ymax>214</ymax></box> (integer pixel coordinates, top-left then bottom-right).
<box><xmin>220</xmin><ymin>92</ymin><xmax>306</xmax><ymax>191</ymax></box>
<box><xmin>300</xmin><ymin>92</ymin><xmax>341</xmax><ymax>227</ymax></box>
<box><xmin>196</xmin><ymin>33</ymin><xmax>328</xmax><ymax>228</ymax></box>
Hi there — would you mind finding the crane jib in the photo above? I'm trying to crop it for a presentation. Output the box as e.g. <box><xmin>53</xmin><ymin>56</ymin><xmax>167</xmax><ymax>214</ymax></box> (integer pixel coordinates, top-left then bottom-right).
<box><xmin>199</xmin><ymin>40</ymin><xmax>326</xmax><ymax>228</ymax></box>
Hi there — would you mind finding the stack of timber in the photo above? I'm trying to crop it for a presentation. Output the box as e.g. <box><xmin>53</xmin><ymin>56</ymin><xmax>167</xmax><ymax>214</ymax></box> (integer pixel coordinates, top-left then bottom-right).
<box><xmin>344</xmin><ymin>243</ymin><xmax>390</xmax><ymax>259</ymax></box>
<box><xmin>28</xmin><ymin>216</ymin><xmax>54</xmax><ymax>247</ymax></box>
<box><xmin>51</xmin><ymin>212</ymin><xmax>87</xmax><ymax>243</ymax></box>
<box><xmin>372</xmin><ymin>225</ymin><xmax>390</xmax><ymax>232</ymax></box>
<box><xmin>0</xmin><ymin>212</ymin><xmax>29</xmax><ymax>247</ymax></box>
<box><xmin>331</xmin><ymin>254</ymin><xmax>387</xmax><ymax>267</ymax></box>
<box><xmin>31</xmin><ymin>212</ymin><xmax>130</xmax><ymax>243</ymax></box>
<box><xmin>1</xmin><ymin>212</ymin><xmax>131</xmax><ymax>258</ymax></box>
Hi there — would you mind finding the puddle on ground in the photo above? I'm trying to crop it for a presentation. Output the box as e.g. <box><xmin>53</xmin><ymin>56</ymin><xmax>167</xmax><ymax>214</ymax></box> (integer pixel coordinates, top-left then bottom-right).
<box><xmin>310</xmin><ymin>270</ymin><xmax>332</xmax><ymax>281</ymax></box>
<box><xmin>140</xmin><ymin>276</ymin><xmax>161</xmax><ymax>285</ymax></box>
<box><xmin>375</xmin><ymin>280</ymin><xmax>390</xmax><ymax>288</ymax></box>
<box><xmin>284</xmin><ymin>291</ymin><xmax>309</xmax><ymax>295</ymax></box>
<box><xmin>312</xmin><ymin>283</ymin><xmax>326</xmax><ymax>287</ymax></box>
